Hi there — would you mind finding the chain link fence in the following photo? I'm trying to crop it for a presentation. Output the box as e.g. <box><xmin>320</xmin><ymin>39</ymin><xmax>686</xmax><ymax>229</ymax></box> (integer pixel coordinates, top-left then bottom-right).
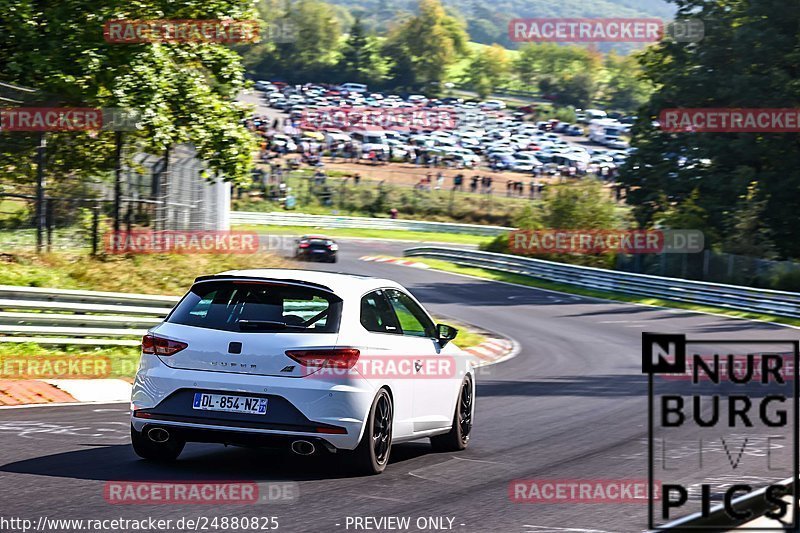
<box><xmin>0</xmin><ymin>144</ymin><xmax>230</xmax><ymax>254</ymax></box>
<box><xmin>615</xmin><ymin>249</ymin><xmax>800</xmax><ymax>291</ymax></box>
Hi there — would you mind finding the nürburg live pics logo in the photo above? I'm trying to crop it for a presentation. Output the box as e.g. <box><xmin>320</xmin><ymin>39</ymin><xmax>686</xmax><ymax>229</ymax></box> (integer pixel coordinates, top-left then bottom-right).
<box><xmin>643</xmin><ymin>332</ymin><xmax>798</xmax><ymax>530</ymax></box>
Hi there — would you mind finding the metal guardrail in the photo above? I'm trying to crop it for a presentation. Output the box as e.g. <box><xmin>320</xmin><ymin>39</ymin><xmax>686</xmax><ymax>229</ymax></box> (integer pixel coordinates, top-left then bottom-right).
<box><xmin>0</xmin><ymin>286</ymin><xmax>333</xmax><ymax>346</ymax></box>
<box><xmin>0</xmin><ymin>285</ymin><xmax>177</xmax><ymax>346</ymax></box>
<box><xmin>403</xmin><ymin>247</ymin><xmax>800</xmax><ymax>319</ymax></box>
<box><xmin>230</xmin><ymin>211</ymin><xmax>513</xmax><ymax>237</ymax></box>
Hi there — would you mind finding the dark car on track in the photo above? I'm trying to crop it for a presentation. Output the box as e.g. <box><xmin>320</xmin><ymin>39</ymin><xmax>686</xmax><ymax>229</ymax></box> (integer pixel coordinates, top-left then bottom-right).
<box><xmin>294</xmin><ymin>235</ymin><xmax>338</xmax><ymax>263</ymax></box>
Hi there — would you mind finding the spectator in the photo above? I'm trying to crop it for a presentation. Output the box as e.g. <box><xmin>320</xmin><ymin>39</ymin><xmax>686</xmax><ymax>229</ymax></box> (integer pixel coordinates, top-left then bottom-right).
<box><xmin>436</xmin><ymin>172</ymin><xmax>445</xmax><ymax>190</ymax></box>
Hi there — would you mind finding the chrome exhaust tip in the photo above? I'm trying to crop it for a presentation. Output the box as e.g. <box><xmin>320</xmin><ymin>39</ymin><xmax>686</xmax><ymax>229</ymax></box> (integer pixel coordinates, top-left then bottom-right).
<box><xmin>147</xmin><ymin>427</ymin><xmax>170</xmax><ymax>443</ymax></box>
<box><xmin>290</xmin><ymin>440</ymin><xmax>315</xmax><ymax>456</ymax></box>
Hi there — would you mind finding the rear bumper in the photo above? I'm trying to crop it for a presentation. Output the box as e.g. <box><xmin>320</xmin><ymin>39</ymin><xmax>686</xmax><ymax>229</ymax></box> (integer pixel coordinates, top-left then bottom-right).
<box><xmin>134</xmin><ymin>420</ymin><xmax>340</xmax><ymax>453</ymax></box>
<box><xmin>131</xmin><ymin>356</ymin><xmax>374</xmax><ymax>450</ymax></box>
<box><xmin>296</xmin><ymin>250</ymin><xmax>336</xmax><ymax>261</ymax></box>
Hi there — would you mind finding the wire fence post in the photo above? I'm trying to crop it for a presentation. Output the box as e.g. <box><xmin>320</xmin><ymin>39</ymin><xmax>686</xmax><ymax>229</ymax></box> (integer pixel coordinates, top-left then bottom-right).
<box><xmin>113</xmin><ymin>131</ymin><xmax>123</xmax><ymax>235</ymax></box>
<box><xmin>91</xmin><ymin>201</ymin><xmax>100</xmax><ymax>256</ymax></box>
<box><xmin>35</xmin><ymin>132</ymin><xmax>47</xmax><ymax>253</ymax></box>
<box><xmin>45</xmin><ymin>199</ymin><xmax>53</xmax><ymax>253</ymax></box>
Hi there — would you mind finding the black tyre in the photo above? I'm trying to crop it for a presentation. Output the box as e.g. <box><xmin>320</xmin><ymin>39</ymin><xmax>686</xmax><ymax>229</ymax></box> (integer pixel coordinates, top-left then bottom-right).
<box><xmin>347</xmin><ymin>389</ymin><xmax>393</xmax><ymax>475</ymax></box>
<box><xmin>328</xmin><ymin>255</ymin><xmax>338</xmax><ymax>263</ymax></box>
<box><xmin>131</xmin><ymin>425</ymin><xmax>185</xmax><ymax>462</ymax></box>
<box><xmin>430</xmin><ymin>376</ymin><xmax>473</xmax><ymax>452</ymax></box>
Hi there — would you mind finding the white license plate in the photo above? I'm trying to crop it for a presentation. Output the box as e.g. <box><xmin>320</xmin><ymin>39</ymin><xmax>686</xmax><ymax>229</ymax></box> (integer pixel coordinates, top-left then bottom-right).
<box><xmin>192</xmin><ymin>393</ymin><xmax>267</xmax><ymax>415</ymax></box>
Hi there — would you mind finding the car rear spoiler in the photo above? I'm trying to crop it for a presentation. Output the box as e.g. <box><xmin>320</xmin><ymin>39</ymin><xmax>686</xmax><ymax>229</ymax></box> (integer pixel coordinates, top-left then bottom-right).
<box><xmin>193</xmin><ymin>274</ymin><xmax>333</xmax><ymax>293</ymax></box>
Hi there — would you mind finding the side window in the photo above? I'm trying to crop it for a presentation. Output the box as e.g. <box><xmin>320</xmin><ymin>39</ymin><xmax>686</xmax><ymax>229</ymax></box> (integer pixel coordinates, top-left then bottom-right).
<box><xmin>386</xmin><ymin>289</ymin><xmax>436</xmax><ymax>338</ymax></box>
<box><xmin>360</xmin><ymin>290</ymin><xmax>399</xmax><ymax>334</ymax></box>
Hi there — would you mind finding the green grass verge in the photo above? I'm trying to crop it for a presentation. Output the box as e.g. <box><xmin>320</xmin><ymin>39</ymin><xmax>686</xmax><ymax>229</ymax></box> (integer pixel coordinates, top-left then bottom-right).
<box><xmin>233</xmin><ymin>223</ymin><xmax>496</xmax><ymax>246</ymax></box>
<box><xmin>0</xmin><ymin>251</ymin><xmax>288</xmax><ymax>294</ymax></box>
<box><xmin>400</xmin><ymin>256</ymin><xmax>800</xmax><ymax>327</ymax></box>
<box><xmin>444</xmin><ymin>320</ymin><xmax>486</xmax><ymax>349</ymax></box>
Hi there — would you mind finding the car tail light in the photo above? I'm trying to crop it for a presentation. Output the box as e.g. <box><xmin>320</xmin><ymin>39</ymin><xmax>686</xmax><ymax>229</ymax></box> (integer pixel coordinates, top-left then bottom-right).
<box><xmin>285</xmin><ymin>348</ymin><xmax>360</xmax><ymax>369</ymax></box>
<box><xmin>142</xmin><ymin>335</ymin><xmax>188</xmax><ymax>356</ymax></box>
<box><xmin>299</xmin><ymin>241</ymin><xmax>310</xmax><ymax>248</ymax></box>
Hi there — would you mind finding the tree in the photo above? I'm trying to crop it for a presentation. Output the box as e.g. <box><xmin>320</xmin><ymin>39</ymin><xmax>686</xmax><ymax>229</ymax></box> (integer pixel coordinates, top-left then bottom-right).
<box><xmin>337</xmin><ymin>18</ymin><xmax>381</xmax><ymax>84</ymax></box>
<box><xmin>514</xmin><ymin>43</ymin><xmax>601</xmax><ymax>105</ymax></box>
<box><xmin>543</xmin><ymin>179</ymin><xmax>619</xmax><ymax>230</ymax></box>
<box><xmin>723</xmin><ymin>182</ymin><xmax>777</xmax><ymax>259</ymax></box>
<box><xmin>382</xmin><ymin>0</ymin><xmax>468</xmax><ymax>92</ymax></box>
<box><xmin>602</xmin><ymin>51</ymin><xmax>652</xmax><ymax>111</ymax></box>
<box><xmin>0</xmin><ymin>0</ymin><xmax>257</xmax><ymax>186</ymax></box>
<box><xmin>463</xmin><ymin>44</ymin><xmax>509</xmax><ymax>99</ymax></box>
<box><xmin>621</xmin><ymin>0</ymin><xmax>800</xmax><ymax>259</ymax></box>
<box><xmin>243</xmin><ymin>0</ymin><xmax>341</xmax><ymax>82</ymax></box>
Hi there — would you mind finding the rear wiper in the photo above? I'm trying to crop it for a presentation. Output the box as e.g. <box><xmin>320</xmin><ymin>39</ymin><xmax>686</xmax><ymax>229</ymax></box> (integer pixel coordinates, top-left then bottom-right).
<box><xmin>238</xmin><ymin>320</ymin><xmax>305</xmax><ymax>331</ymax></box>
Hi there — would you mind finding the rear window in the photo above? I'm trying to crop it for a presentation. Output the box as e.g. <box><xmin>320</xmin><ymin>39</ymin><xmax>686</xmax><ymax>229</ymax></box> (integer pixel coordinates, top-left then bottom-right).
<box><xmin>167</xmin><ymin>281</ymin><xmax>342</xmax><ymax>333</ymax></box>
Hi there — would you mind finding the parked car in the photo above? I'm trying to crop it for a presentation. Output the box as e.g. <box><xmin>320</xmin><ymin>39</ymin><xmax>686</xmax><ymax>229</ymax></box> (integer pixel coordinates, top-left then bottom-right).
<box><xmin>254</xmin><ymin>80</ymin><xmax>277</xmax><ymax>92</ymax></box>
<box><xmin>479</xmin><ymin>100</ymin><xmax>506</xmax><ymax>111</ymax></box>
<box><xmin>565</xmin><ymin>125</ymin><xmax>584</xmax><ymax>136</ymax></box>
<box><xmin>338</xmin><ymin>82</ymin><xmax>368</xmax><ymax>94</ymax></box>
<box><xmin>131</xmin><ymin>270</ymin><xmax>474</xmax><ymax>474</ymax></box>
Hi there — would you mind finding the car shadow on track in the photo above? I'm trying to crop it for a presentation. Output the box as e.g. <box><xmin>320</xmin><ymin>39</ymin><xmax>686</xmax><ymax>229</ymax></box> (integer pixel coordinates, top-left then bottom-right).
<box><xmin>0</xmin><ymin>441</ymin><xmax>434</xmax><ymax>482</ymax></box>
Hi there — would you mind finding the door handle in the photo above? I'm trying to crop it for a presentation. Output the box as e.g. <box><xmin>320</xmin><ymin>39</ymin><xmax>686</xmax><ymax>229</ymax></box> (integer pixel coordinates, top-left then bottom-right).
<box><xmin>414</xmin><ymin>360</ymin><xmax>423</xmax><ymax>372</ymax></box>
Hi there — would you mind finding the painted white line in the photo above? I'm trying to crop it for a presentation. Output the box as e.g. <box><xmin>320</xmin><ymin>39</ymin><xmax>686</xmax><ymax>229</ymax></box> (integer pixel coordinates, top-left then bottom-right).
<box><xmin>522</xmin><ymin>526</ymin><xmax>616</xmax><ymax>533</ymax></box>
<box><xmin>44</xmin><ymin>379</ymin><xmax>132</xmax><ymax>403</ymax></box>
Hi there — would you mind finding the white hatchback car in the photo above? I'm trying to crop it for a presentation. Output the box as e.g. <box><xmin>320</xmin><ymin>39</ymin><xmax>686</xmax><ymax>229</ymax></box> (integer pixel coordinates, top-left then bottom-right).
<box><xmin>131</xmin><ymin>270</ymin><xmax>475</xmax><ymax>474</ymax></box>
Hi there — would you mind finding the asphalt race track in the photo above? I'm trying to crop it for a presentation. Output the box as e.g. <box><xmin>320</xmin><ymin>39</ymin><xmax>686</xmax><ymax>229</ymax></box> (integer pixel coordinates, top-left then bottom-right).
<box><xmin>0</xmin><ymin>238</ymin><xmax>796</xmax><ymax>533</ymax></box>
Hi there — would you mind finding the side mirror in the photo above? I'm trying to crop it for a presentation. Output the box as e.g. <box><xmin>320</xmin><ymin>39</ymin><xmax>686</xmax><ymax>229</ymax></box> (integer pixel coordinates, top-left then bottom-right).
<box><xmin>437</xmin><ymin>323</ymin><xmax>458</xmax><ymax>347</ymax></box>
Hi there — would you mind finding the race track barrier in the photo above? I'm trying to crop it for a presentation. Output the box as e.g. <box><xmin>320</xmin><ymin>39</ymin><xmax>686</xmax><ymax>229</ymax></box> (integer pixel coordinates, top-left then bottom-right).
<box><xmin>230</xmin><ymin>211</ymin><xmax>513</xmax><ymax>237</ymax></box>
<box><xmin>403</xmin><ymin>247</ymin><xmax>800</xmax><ymax>319</ymax></box>
<box><xmin>0</xmin><ymin>285</ymin><xmax>179</xmax><ymax>346</ymax></box>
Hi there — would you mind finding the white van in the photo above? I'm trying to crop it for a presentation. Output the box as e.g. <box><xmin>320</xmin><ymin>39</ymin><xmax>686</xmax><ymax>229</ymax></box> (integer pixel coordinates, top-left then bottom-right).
<box><xmin>338</xmin><ymin>83</ymin><xmax>368</xmax><ymax>94</ymax></box>
<box><xmin>588</xmin><ymin>119</ymin><xmax>623</xmax><ymax>145</ymax></box>
<box><xmin>350</xmin><ymin>130</ymin><xmax>389</xmax><ymax>153</ymax></box>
